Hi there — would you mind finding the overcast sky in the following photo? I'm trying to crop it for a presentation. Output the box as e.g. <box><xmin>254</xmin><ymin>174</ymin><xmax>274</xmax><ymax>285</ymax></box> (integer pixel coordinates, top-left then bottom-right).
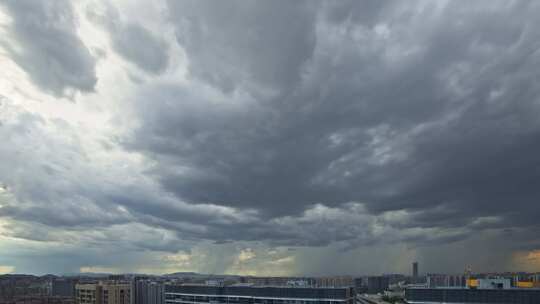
<box><xmin>1</xmin><ymin>0</ymin><xmax>540</xmax><ymax>276</ymax></box>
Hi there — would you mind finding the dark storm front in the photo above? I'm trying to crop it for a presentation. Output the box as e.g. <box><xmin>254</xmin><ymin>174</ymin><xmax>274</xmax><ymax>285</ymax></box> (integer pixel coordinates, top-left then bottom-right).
<box><xmin>165</xmin><ymin>285</ymin><xmax>354</xmax><ymax>304</ymax></box>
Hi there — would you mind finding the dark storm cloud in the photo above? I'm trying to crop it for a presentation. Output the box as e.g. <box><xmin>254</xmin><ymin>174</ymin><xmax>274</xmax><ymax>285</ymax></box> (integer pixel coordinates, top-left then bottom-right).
<box><xmin>167</xmin><ymin>0</ymin><xmax>316</xmax><ymax>93</ymax></box>
<box><xmin>0</xmin><ymin>0</ymin><xmax>97</xmax><ymax>96</ymax></box>
<box><xmin>0</xmin><ymin>99</ymin><xmax>441</xmax><ymax>252</ymax></box>
<box><xmin>86</xmin><ymin>3</ymin><xmax>169</xmax><ymax>74</ymax></box>
<box><xmin>125</xmin><ymin>0</ymin><xmax>540</xmax><ymax>248</ymax></box>
<box><xmin>2</xmin><ymin>0</ymin><xmax>540</xmax><ymax>275</ymax></box>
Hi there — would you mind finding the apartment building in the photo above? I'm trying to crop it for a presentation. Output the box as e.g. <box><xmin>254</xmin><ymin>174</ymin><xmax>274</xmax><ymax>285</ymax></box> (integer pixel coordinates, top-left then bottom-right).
<box><xmin>134</xmin><ymin>280</ymin><xmax>163</xmax><ymax>304</ymax></box>
<box><xmin>101</xmin><ymin>282</ymin><xmax>131</xmax><ymax>304</ymax></box>
<box><xmin>75</xmin><ymin>282</ymin><xmax>130</xmax><ymax>304</ymax></box>
<box><xmin>76</xmin><ymin>284</ymin><xmax>101</xmax><ymax>304</ymax></box>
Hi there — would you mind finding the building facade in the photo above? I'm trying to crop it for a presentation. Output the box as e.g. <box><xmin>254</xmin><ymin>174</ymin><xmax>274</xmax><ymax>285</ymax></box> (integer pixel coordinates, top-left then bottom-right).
<box><xmin>134</xmin><ymin>280</ymin><xmax>163</xmax><ymax>304</ymax></box>
<box><xmin>412</xmin><ymin>262</ymin><xmax>418</xmax><ymax>279</ymax></box>
<box><xmin>313</xmin><ymin>277</ymin><xmax>353</xmax><ymax>288</ymax></box>
<box><xmin>52</xmin><ymin>279</ymin><xmax>76</xmax><ymax>297</ymax></box>
<box><xmin>165</xmin><ymin>285</ymin><xmax>354</xmax><ymax>304</ymax></box>
<box><xmin>76</xmin><ymin>282</ymin><xmax>131</xmax><ymax>304</ymax></box>
<box><xmin>427</xmin><ymin>274</ymin><xmax>467</xmax><ymax>288</ymax></box>
<box><xmin>0</xmin><ymin>296</ymin><xmax>75</xmax><ymax>304</ymax></box>
<box><xmin>101</xmin><ymin>282</ymin><xmax>131</xmax><ymax>304</ymax></box>
<box><xmin>405</xmin><ymin>287</ymin><xmax>540</xmax><ymax>304</ymax></box>
<box><xmin>353</xmin><ymin>278</ymin><xmax>366</xmax><ymax>294</ymax></box>
<box><xmin>76</xmin><ymin>284</ymin><xmax>101</xmax><ymax>304</ymax></box>
<box><xmin>239</xmin><ymin>277</ymin><xmax>353</xmax><ymax>288</ymax></box>
<box><xmin>366</xmin><ymin>277</ymin><xmax>389</xmax><ymax>294</ymax></box>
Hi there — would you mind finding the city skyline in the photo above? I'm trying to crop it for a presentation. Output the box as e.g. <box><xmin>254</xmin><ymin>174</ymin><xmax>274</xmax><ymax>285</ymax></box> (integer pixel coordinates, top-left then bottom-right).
<box><xmin>1</xmin><ymin>1</ymin><xmax>540</xmax><ymax>276</ymax></box>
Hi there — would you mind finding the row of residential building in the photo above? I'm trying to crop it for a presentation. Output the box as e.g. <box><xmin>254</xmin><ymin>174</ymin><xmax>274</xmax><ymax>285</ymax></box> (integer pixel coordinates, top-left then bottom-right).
<box><xmin>426</xmin><ymin>273</ymin><xmax>540</xmax><ymax>289</ymax></box>
<box><xmin>73</xmin><ymin>281</ymin><xmax>354</xmax><ymax>304</ymax></box>
<box><xmin>238</xmin><ymin>277</ymin><xmax>354</xmax><ymax>288</ymax></box>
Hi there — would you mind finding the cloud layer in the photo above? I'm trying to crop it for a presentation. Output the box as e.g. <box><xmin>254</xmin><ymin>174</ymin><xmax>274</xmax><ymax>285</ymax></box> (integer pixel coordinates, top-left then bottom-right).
<box><xmin>1</xmin><ymin>0</ymin><xmax>540</xmax><ymax>275</ymax></box>
<box><xmin>1</xmin><ymin>0</ymin><xmax>97</xmax><ymax>96</ymax></box>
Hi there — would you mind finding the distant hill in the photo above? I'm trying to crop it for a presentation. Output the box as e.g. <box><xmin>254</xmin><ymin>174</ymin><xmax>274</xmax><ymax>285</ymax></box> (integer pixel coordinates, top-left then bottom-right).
<box><xmin>62</xmin><ymin>272</ymin><xmax>113</xmax><ymax>278</ymax></box>
<box><xmin>0</xmin><ymin>274</ymin><xmax>38</xmax><ymax>279</ymax></box>
<box><xmin>163</xmin><ymin>272</ymin><xmax>243</xmax><ymax>279</ymax></box>
<box><xmin>163</xmin><ymin>272</ymin><xmax>209</xmax><ymax>278</ymax></box>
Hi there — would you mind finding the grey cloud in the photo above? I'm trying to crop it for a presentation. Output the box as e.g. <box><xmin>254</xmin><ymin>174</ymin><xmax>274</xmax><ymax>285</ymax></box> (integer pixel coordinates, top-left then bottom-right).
<box><xmin>126</xmin><ymin>83</ymin><xmax>339</xmax><ymax>216</ymax></box>
<box><xmin>86</xmin><ymin>3</ymin><xmax>169</xmax><ymax>74</ymax></box>
<box><xmin>323</xmin><ymin>0</ymin><xmax>389</xmax><ymax>26</ymax></box>
<box><xmin>0</xmin><ymin>0</ymin><xmax>97</xmax><ymax>96</ymax></box>
<box><xmin>0</xmin><ymin>103</ymin><xmax>131</xmax><ymax>229</ymax></box>
<box><xmin>110</xmin><ymin>24</ymin><xmax>169</xmax><ymax>73</ymax></box>
<box><xmin>125</xmin><ymin>0</ymin><xmax>540</xmax><ymax>250</ymax></box>
<box><xmin>167</xmin><ymin>0</ymin><xmax>316</xmax><ymax>93</ymax></box>
<box><xmin>0</xmin><ymin>97</ymin><xmax>468</xmax><ymax>254</ymax></box>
